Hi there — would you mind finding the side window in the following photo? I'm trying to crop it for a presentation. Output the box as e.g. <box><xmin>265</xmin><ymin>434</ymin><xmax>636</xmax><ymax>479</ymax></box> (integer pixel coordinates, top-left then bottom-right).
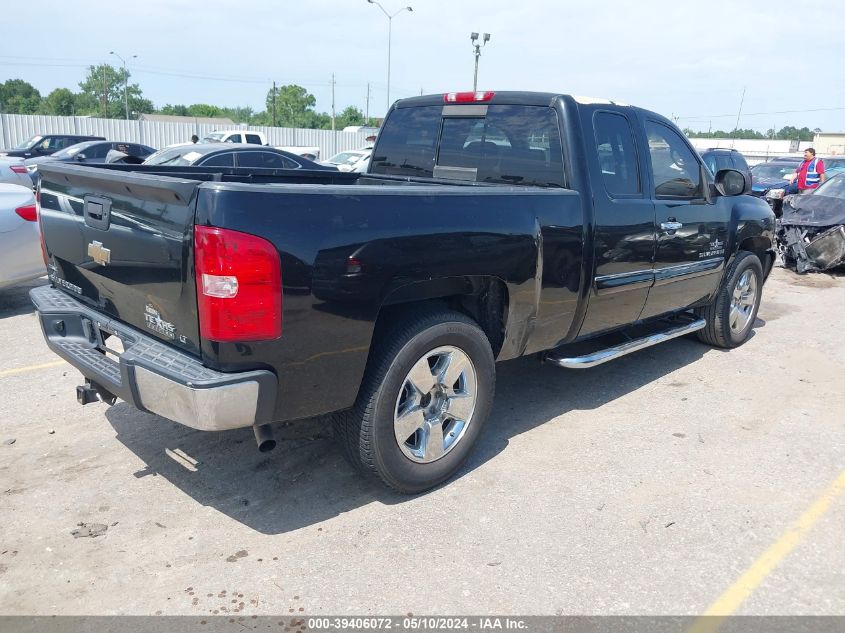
<box><xmin>369</xmin><ymin>105</ymin><xmax>441</xmax><ymax>177</ymax></box>
<box><xmin>593</xmin><ymin>112</ymin><xmax>640</xmax><ymax>195</ymax></box>
<box><xmin>645</xmin><ymin>121</ymin><xmax>703</xmax><ymax>198</ymax></box>
<box><xmin>199</xmin><ymin>153</ymin><xmax>235</xmax><ymax>167</ymax></box>
<box><xmin>245</xmin><ymin>134</ymin><xmax>262</xmax><ymax>145</ymax></box>
<box><xmin>715</xmin><ymin>154</ymin><xmax>733</xmax><ymax>172</ymax></box>
<box><xmin>225</xmin><ymin>134</ymin><xmax>242</xmax><ymax>143</ymax></box>
<box><xmin>731</xmin><ymin>153</ymin><xmax>749</xmax><ymax>172</ymax></box>
<box><xmin>237</xmin><ymin>152</ymin><xmax>293</xmax><ymax>168</ymax></box>
<box><xmin>84</xmin><ymin>143</ymin><xmax>110</xmax><ymax>159</ymax></box>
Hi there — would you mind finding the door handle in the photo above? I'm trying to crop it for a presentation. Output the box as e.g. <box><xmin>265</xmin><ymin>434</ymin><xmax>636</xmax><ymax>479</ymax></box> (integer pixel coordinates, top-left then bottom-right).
<box><xmin>660</xmin><ymin>221</ymin><xmax>683</xmax><ymax>231</ymax></box>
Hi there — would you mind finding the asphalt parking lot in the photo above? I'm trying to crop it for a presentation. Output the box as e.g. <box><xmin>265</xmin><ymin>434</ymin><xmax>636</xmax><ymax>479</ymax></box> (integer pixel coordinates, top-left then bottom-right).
<box><xmin>0</xmin><ymin>268</ymin><xmax>843</xmax><ymax>617</ymax></box>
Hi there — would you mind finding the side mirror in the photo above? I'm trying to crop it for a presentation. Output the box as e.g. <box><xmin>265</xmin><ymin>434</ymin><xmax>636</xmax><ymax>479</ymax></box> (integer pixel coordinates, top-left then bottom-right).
<box><xmin>75</xmin><ymin>154</ymin><xmax>87</xmax><ymax>162</ymax></box>
<box><xmin>714</xmin><ymin>169</ymin><xmax>746</xmax><ymax>197</ymax></box>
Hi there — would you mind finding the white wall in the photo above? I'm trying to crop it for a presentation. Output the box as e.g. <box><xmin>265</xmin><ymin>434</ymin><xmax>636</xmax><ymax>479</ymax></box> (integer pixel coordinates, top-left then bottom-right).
<box><xmin>688</xmin><ymin>138</ymin><xmax>815</xmax><ymax>165</ymax></box>
<box><xmin>0</xmin><ymin>114</ymin><xmax>370</xmax><ymax>157</ymax></box>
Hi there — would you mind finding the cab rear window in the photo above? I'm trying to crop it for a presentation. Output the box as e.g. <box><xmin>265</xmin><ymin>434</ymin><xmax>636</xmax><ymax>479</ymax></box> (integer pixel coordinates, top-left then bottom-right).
<box><xmin>370</xmin><ymin>104</ymin><xmax>564</xmax><ymax>187</ymax></box>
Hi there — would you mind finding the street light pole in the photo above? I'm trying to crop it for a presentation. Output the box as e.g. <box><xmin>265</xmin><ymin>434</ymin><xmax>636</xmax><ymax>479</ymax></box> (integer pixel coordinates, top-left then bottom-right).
<box><xmin>470</xmin><ymin>32</ymin><xmax>491</xmax><ymax>92</ymax></box>
<box><xmin>367</xmin><ymin>0</ymin><xmax>412</xmax><ymax>112</ymax></box>
<box><xmin>109</xmin><ymin>51</ymin><xmax>137</xmax><ymax>119</ymax></box>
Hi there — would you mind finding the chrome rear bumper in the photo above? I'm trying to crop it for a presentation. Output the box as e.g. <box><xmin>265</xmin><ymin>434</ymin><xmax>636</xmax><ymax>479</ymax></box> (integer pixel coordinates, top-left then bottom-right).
<box><xmin>30</xmin><ymin>285</ymin><xmax>277</xmax><ymax>431</ymax></box>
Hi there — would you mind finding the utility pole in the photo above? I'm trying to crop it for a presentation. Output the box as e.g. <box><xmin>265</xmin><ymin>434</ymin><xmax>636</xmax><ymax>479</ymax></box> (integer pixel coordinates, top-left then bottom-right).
<box><xmin>470</xmin><ymin>32</ymin><xmax>491</xmax><ymax>91</ymax></box>
<box><xmin>366</xmin><ymin>83</ymin><xmax>370</xmax><ymax>126</ymax></box>
<box><xmin>272</xmin><ymin>81</ymin><xmax>277</xmax><ymax>126</ymax></box>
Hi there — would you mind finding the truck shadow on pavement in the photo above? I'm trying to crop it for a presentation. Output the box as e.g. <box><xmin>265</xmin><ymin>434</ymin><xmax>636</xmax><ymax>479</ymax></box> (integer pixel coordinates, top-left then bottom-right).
<box><xmin>0</xmin><ymin>278</ymin><xmax>47</xmax><ymax>319</ymax></box>
<box><xmin>105</xmin><ymin>336</ymin><xmax>710</xmax><ymax>535</ymax></box>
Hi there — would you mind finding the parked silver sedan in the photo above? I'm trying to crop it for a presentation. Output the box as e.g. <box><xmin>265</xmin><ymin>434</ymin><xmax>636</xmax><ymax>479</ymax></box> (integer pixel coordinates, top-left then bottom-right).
<box><xmin>0</xmin><ymin>158</ymin><xmax>34</xmax><ymax>189</ymax></box>
<box><xmin>0</xmin><ymin>184</ymin><xmax>44</xmax><ymax>290</ymax></box>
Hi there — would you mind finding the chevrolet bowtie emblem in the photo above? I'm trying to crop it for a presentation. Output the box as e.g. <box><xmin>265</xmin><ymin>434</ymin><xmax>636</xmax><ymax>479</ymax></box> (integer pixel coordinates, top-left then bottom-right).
<box><xmin>87</xmin><ymin>241</ymin><xmax>111</xmax><ymax>266</ymax></box>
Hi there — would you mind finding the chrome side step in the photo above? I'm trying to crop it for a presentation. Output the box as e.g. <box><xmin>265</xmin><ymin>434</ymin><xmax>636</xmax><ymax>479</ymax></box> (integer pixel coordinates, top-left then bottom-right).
<box><xmin>544</xmin><ymin>318</ymin><xmax>706</xmax><ymax>369</ymax></box>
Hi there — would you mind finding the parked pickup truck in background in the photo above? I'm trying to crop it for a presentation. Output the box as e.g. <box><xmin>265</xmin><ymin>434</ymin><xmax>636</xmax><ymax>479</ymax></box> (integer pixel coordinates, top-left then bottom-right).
<box><xmin>31</xmin><ymin>91</ymin><xmax>775</xmax><ymax>493</ymax></box>
<box><xmin>200</xmin><ymin>130</ymin><xmax>267</xmax><ymax>145</ymax></box>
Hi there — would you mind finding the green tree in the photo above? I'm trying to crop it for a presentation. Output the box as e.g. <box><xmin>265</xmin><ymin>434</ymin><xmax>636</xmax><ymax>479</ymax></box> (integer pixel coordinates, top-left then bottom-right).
<box><xmin>310</xmin><ymin>112</ymin><xmax>333</xmax><ymax>130</ymax></box>
<box><xmin>42</xmin><ymin>88</ymin><xmax>76</xmax><ymax>116</ymax></box>
<box><xmin>186</xmin><ymin>103</ymin><xmax>224</xmax><ymax>118</ymax></box>
<box><xmin>0</xmin><ymin>79</ymin><xmax>42</xmax><ymax>114</ymax></box>
<box><xmin>265</xmin><ymin>84</ymin><xmax>317</xmax><ymax>127</ymax></box>
<box><xmin>220</xmin><ymin>106</ymin><xmax>255</xmax><ymax>124</ymax></box>
<box><xmin>159</xmin><ymin>104</ymin><xmax>190</xmax><ymax>116</ymax></box>
<box><xmin>336</xmin><ymin>106</ymin><xmax>365</xmax><ymax>129</ymax></box>
<box><xmin>77</xmin><ymin>64</ymin><xmax>151</xmax><ymax>119</ymax></box>
<box><xmin>773</xmin><ymin>126</ymin><xmax>814</xmax><ymax>141</ymax></box>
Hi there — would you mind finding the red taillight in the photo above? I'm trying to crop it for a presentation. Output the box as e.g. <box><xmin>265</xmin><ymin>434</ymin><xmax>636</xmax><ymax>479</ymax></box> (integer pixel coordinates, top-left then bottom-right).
<box><xmin>444</xmin><ymin>91</ymin><xmax>495</xmax><ymax>103</ymax></box>
<box><xmin>15</xmin><ymin>204</ymin><xmax>37</xmax><ymax>222</ymax></box>
<box><xmin>10</xmin><ymin>165</ymin><xmax>28</xmax><ymax>174</ymax></box>
<box><xmin>194</xmin><ymin>225</ymin><xmax>282</xmax><ymax>342</ymax></box>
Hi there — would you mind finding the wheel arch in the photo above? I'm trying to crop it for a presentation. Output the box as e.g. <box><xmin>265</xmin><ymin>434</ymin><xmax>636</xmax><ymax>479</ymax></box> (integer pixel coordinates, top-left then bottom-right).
<box><xmin>737</xmin><ymin>234</ymin><xmax>776</xmax><ymax>278</ymax></box>
<box><xmin>375</xmin><ymin>275</ymin><xmax>510</xmax><ymax>360</ymax></box>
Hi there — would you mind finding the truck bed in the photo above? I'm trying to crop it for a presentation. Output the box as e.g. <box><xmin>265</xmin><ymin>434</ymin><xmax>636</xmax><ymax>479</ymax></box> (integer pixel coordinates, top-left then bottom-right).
<box><xmin>37</xmin><ymin>162</ymin><xmax>583</xmax><ymax>422</ymax></box>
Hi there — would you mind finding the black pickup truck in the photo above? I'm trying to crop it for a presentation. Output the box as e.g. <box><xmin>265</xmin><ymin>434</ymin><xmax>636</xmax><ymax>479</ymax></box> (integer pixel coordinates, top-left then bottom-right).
<box><xmin>31</xmin><ymin>91</ymin><xmax>776</xmax><ymax>493</ymax></box>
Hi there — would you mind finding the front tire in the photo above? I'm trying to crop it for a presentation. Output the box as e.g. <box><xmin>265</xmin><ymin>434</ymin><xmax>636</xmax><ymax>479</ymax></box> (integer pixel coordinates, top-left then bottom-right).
<box><xmin>335</xmin><ymin>308</ymin><xmax>496</xmax><ymax>493</ymax></box>
<box><xmin>696</xmin><ymin>251</ymin><xmax>763</xmax><ymax>348</ymax></box>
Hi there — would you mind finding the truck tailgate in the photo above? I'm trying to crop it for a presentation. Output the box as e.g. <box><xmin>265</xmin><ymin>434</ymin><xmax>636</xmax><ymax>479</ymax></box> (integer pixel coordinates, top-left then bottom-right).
<box><xmin>38</xmin><ymin>163</ymin><xmax>203</xmax><ymax>355</ymax></box>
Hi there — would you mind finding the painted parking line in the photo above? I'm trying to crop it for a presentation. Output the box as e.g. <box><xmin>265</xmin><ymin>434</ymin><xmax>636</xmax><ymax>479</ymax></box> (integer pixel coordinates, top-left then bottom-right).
<box><xmin>688</xmin><ymin>469</ymin><xmax>845</xmax><ymax>633</ymax></box>
<box><xmin>0</xmin><ymin>360</ymin><xmax>67</xmax><ymax>378</ymax></box>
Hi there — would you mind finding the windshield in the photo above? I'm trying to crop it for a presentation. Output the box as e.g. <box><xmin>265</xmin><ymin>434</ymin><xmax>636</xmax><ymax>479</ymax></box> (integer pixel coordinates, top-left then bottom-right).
<box><xmin>13</xmin><ymin>135</ymin><xmax>42</xmax><ymax>150</ymax></box>
<box><xmin>824</xmin><ymin>160</ymin><xmax>845</xmax><ymax>177</ymax></box>
<box><xmin>813</xmin><ymin>175</ymin><xmax>845</xmax><ymax>199</ymax></box>
<box><xmin>751</xmin><ymin>163</ymin><xmax>797</xmax><ymax>179</ymax></box>
<box><xmin>201</xmin><ymin>133</ymin><xmax>225</xmax><ymax>143</ymax></box>
<box><xmin>51</xmin><ymin>143</ymin><xmax>93</xmax><ymax>159</ymax></box>
<box><xmin>326</xmin><ymin>151</ymin><xmax>365</xmax><ymax>165</ymax></box>
<box><xmin>144</xmin><ymin>149</ymin><xmax>205</xmax><ymax>166</ymax></box>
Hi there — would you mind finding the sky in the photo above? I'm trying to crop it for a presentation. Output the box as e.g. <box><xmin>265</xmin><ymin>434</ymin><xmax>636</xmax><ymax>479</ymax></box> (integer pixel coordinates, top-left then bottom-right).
<box><xmin>2</xmin><ymin>0</ymin><xmax>844</xmax><ymax>133</ymax></box>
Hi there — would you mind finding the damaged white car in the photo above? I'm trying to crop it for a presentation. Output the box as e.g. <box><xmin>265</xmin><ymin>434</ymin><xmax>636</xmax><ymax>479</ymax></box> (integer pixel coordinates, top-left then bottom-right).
<box><xmin>778</xmin><ymin>173</ymin><xmax>845</xmax><ymax>273</ymax></box>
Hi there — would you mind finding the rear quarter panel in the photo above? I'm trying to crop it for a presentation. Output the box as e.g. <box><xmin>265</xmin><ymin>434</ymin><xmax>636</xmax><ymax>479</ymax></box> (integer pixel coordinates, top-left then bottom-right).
<box><xmin>195</xmin><ymin>182</ymin><xmax>582</xmax><ymax>421</ymax></box>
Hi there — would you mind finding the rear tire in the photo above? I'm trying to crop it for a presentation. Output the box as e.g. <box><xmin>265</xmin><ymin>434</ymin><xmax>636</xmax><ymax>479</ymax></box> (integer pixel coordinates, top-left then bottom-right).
<box><xmin>696</xmin><ymin>251</ymin><xmax>763</xmax><ymax>349</ymax></box>
<box><xmin>334</xmin><ymin>308</ymin><xmax>496</xmax><ymax>493</ymax></box>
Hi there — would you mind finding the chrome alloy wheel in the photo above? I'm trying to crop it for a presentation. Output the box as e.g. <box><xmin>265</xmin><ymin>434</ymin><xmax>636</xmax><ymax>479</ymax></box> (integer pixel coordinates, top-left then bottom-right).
<box><xmin>730</xmin><ymin>269</ymin><xmax>758</xmax><ymax>333</ymax></box>
<box><xmin>393</xmin><ymin>345</ymin><xmax>478</xmax><ymax>464</ymax></box>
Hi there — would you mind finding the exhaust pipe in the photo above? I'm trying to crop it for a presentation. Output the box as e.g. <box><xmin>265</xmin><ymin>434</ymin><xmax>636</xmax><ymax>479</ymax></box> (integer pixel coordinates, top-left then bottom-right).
<box><xmin>253</xmin><ymin>424</ymin><xmax>276</xmax><ymax>453</ymax></box>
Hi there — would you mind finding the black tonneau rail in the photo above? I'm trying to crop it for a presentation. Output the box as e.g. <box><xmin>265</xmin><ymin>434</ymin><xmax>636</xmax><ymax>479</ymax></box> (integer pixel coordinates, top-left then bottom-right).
<box><xmin>60</xmin><ymin>163</ymin><xmax>503</xmax><ymax>189</ymax></box>
<box><xmin>87</xmin><ymin>163</ymin><xmax>360</xmax><ymax>185</ymax></box>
